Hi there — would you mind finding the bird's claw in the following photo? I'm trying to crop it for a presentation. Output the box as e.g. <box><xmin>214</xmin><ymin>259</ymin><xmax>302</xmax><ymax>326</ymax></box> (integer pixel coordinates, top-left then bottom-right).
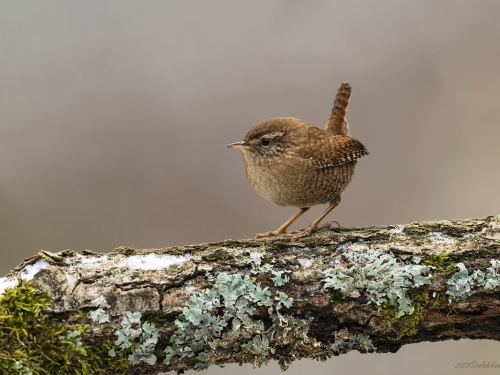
<box><xmin>286</xmin><ymin>222</ymin><xmax>332</xmax><ymax>240</ymax></box>
<box><xmin>289</xmin><ymin>228</ymin><xmax>315</xmax><ymax>240</ymax></box>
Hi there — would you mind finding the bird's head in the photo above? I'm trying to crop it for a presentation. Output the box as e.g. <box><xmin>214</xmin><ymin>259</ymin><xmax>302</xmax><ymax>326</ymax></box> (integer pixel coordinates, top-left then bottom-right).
<box><xmin>226</xmin><ymin>118</ymin><xmax>309</xmax><ymax>162</ymax></box>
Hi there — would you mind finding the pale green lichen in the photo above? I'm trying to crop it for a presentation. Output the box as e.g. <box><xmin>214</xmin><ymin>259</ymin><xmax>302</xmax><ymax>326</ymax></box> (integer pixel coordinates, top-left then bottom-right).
<box><xmin>485</xmin><ymin>260</ymin><xmax>500</xmax><ymax>289</ymax></box>
<box><xmin>275</xmin><ymin>291</ymin><xmax>293</xmax><ymax>308</ymax></box>
<box><xmin>89</xmin><ymin>297</ymin><xmax>159</xmax><ymax>365</ymax></box>
<box><xmin>88</xmin><ymin>296</ymin><xmax>110</xmax><ymax>324</ymax></box>
<box><xmin>271</xmin><ymin>270</ymin><xmax>290</xmax><ymax>286</ymax></box>
<box><xmin>412</xmin><ymin>256</ymin><xmax>422</xmax><ymax>264</ymax></box>
<box><xmin>164</xmin><ymin>272</ymin><xmax>309</xmax><ymax>371</ymax></box>
<box><xmin>249</xmin><ymin>251</ymin><xmax>265</xmax><ymax>267</ymax></box>
<box><xmin>92</xmin><ymin>295</ymin><xmax>110</xmax><ymax>308</ymax></box>
<box><xmin>109</xmin><ymin>311</ymin><xmax>159</xmax><ymax>365</ymax></box>
<box><xmin>330</xmin><ymin>328</ymin><xmax>376</xmax><ymax>354</ymax></box>
<box><xmin>446</xmin><ymin>260</ymin><xmax>500</xmax><ymax>301</ymax></box>
<box><xmin>242</xmin><ymin>334</ymin><xmax>271</xmax><ymax>356</ymax></box>
<box><xmin>322</xmin><ymin>249</ymin><xmax>433</xmax><ymax>317</ymax></box>
<box><xmin>446</xmin><ymin>263</ymin><xmax>483</xmax><ymax>300</ymax></box>
<box><xmin>314</xmin><ymin>328</ymin><xmax>376</xmax><ymax>362</ymax></box>
<box><xmin>249</xmin><ymin>251</ymin><xmax>273</xmax><ymax>274</ymax></box>
<box><xmin>164</xmin><ymin>273</ymin><xmax>272</xmax><ymax>369</ymax></box>
<box><xmin>249</xmin><ymin>250</ymin><xmax>290</xmax><ymax>286</ymax></box>
<box><xmin>128</xmin><ymin>322</ymin><xmax>159</xmax><ymax>365</ymax></box>
<box><xmin>113</xmin><ymin>312</ymin><xmax>143</xmax><ymax>351</ymax></box>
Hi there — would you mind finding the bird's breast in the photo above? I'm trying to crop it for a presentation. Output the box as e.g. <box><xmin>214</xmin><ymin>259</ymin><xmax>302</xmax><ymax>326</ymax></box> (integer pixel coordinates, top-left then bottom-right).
<box><xmin>243</xmin><ymin>151</ymin><xmax>357</xmax><ymax>207</ymax></box>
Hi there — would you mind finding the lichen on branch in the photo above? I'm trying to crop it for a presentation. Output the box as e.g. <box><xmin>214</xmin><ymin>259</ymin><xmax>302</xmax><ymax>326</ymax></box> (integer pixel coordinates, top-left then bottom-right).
<box><xmin>0</xmin><ymin>216</ymin><xmax>499</xmax><ymax>374</ymax></box>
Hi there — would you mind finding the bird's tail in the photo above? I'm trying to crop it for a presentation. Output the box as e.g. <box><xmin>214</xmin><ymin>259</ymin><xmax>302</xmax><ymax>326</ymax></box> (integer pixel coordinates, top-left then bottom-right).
<box><xmin>325</xmin><ymin>82</ymin><xmax>351</xmax><ymax>136</ymax></box>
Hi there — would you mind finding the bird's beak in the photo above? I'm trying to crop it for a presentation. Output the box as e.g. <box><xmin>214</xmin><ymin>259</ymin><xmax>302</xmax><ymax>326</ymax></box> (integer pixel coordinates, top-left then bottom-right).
<box><xmin>226</xmin><ymin>141</ymin><xmax>251</xmax><ymax>150</ymax></box>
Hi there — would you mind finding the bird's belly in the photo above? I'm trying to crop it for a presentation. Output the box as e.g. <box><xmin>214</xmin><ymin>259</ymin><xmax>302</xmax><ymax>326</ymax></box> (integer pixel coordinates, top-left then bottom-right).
<box><xmin>245</xmin><ymin>161</ymin><xmax>357</xmax><ymax>207</ymax></box>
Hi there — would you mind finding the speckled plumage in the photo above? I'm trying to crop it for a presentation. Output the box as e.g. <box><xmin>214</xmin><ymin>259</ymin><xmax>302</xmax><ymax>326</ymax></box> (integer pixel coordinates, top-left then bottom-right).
<box><xmin>227</xmin><ymin>82</ymin><xmax>368</xmax><ymax>239</ymax></box>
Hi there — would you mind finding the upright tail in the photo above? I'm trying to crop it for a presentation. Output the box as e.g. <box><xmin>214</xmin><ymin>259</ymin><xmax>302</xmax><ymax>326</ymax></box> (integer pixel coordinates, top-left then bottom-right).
<box><xmin>325</xmin><ymin>82</ymin><xmax>351</xmax><ymax>136</ymax></box>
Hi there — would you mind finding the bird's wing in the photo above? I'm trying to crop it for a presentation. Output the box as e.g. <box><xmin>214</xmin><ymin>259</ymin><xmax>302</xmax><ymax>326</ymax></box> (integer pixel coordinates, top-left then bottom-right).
<box><xmin>301</xmin><ymin>135</ymin><xmax>369</xmax><ymax>168</ymax></box>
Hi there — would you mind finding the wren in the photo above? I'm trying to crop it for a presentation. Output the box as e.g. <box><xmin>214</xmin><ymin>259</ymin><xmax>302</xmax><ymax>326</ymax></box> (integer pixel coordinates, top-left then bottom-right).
<box><xmin>227</xmin><ymin>82</ymin><xmax>368</xmax><ymax>239</ymax></box>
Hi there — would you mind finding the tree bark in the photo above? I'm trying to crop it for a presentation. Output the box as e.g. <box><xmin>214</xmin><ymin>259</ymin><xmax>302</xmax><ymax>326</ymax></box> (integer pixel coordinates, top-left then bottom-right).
<box><xmin>2</xmin><ymin>216</ymin><xmax>500</xmax><ymax>374</ymax></box>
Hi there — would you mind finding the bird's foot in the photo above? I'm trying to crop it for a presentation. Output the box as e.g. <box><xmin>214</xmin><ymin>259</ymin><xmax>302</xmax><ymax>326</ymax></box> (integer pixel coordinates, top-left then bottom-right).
<box><xmin>255</xmin><ymin>222</ymin><xmax>335</xmax><ymax>239</ymax></box>
<box><xmin>256</xmin><ymin>226</ymin><xmax>309</xmax><ymax>238</ymax></box>
<box><xmin>284</xmin><ymin>222</ymin><xmax>333</xmax><ymax>240</ymax></box>
<box><xmin>255</xmin><ymin>229</ymin><xmax>286</xmax><ymax>238</ymax></box>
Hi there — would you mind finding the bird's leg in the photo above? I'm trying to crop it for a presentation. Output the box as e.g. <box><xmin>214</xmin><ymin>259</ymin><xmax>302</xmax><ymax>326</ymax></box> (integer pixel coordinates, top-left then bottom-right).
<box><xmin>286</xmin><ymin>196</ymin><xmax>342</xmax><ymax>240</ymax></box>
<box><xmin>255</xmin><ymin>207</ymin><xmax>310</xmax><ymax>238</ymax></box>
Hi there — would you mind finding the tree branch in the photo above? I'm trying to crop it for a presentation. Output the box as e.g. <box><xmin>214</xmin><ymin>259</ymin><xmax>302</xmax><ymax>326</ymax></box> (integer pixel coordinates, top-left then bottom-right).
<box><xmin>1</xmin><ymin>216</ymin><xmax>500</xmax><ymax>374</ymax></box>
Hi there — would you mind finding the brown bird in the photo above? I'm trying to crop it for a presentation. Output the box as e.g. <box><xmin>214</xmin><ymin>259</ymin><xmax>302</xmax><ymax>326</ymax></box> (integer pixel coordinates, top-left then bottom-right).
<box><xmin>227</xmin><ymin>82</ymin><xmax>368</xmax><ymax>239</ymax></box>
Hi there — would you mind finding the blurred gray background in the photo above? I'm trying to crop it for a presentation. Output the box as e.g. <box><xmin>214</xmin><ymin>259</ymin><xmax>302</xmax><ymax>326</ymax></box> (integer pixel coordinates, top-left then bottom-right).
<box><xmin>1</xmin><ymin>1</ymin><xmax>500</xmax><ymax>374</ymax></box>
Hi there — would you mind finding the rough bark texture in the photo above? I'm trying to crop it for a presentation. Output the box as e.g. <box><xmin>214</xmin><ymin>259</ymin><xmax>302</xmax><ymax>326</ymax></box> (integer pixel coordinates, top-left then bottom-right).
<box><xmin>2</xmin><ymin>216</ymin><xmax>500</xmax><ymax>374</ymax></box>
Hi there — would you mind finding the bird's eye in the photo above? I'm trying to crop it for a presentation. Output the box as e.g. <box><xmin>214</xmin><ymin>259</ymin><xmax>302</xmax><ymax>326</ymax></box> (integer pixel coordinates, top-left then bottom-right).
<box><xmin>261</xmin><ymin>138</ymin><xmax>270</xmax><ymax>146</ymax></box>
